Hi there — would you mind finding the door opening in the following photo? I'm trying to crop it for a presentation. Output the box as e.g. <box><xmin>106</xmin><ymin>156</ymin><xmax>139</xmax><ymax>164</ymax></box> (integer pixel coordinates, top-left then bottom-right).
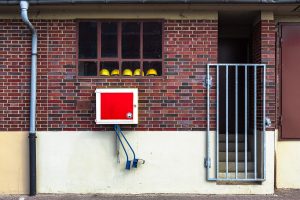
<box><xmin>206</xmin><ymin>12</ymin><xmax>266</xmax><ymax>182</ymax></box>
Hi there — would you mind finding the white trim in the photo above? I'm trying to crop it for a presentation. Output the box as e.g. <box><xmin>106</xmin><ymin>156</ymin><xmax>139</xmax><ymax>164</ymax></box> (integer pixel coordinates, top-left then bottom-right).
<box><xmin>95</xmin><ymin>88</ymin><xmax>138</xmax><ymax>124</ymax></box>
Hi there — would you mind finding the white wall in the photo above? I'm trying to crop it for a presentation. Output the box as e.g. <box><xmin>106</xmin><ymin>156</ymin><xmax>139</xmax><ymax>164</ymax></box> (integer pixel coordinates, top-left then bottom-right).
<box><xmin>37</xmin><ymin>131</ymin><xmax>275</xmax><ymax>194</ymax></box>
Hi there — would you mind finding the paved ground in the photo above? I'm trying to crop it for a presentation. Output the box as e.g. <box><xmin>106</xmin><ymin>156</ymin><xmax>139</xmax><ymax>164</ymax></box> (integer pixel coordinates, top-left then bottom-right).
<box><xmin>0</xmin><ymin>190</ymin><xmax>299</xmax><ymax>200</ymax></box>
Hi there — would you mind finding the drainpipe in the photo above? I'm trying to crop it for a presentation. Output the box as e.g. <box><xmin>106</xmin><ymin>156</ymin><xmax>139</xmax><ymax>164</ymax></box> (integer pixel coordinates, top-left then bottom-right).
<box><xmin>20</xmin><ymin>0</ymin><xmax>37</xmax><ymax>196</ymax></box>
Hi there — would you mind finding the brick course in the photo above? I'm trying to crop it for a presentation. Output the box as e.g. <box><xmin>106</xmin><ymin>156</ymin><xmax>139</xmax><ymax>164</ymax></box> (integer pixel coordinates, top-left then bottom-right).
<box><xmin>0</xmin><ymin>19</ymin><xmax>218</xmax><ymax>131</ymax></box>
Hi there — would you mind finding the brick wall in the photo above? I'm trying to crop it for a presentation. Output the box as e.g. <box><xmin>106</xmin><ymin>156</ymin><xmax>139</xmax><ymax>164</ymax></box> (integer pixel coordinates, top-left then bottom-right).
<box><xmin>252</xmin><ymin>20</ymin><xmax>276</xmax><ymax>130</ymax></box>
<box><xmin>0</xmin><ymin>19</ymin><xmax>218</xmax><ymax>131</ymax></box>
<box><xmin>0</xmin><ymin>19</ymin><xmax>31</xmax><ymax>131</ymax></box>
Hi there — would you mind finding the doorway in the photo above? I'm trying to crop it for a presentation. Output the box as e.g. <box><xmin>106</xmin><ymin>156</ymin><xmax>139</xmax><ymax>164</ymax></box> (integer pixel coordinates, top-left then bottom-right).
<box><xmin>211</xmin><ymin>11</ymin><xmax>265</xmax><ymax>181</ymax></box>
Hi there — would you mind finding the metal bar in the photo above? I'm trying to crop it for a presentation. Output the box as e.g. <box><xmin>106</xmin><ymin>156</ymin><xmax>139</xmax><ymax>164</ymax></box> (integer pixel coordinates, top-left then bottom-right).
<box><xmin>206</xmin><ymin>63</ymin><xmax>267</xmax><ymax>182</ymax></box>
<box><xmin>235</xmin><ymin>65</ymin><xmax>238</xmax><ymax>178</ymax></box>
<box><xmin>206</xmin><ymin>64</ymin><xmax>210</xmax><ymax>180</ymax></box>
<box><xmin>207</xmin><ymin>178</ymin><xmax>266</xmax><ymax>182</ymax></box>
<box><xmin>226</xmin><ymin>64</ymin><xmax>229</xmax><ymax>178</ymax></box>
<box><xmin>245</xmin><ymin>66</ymin><xmax>248</xmax><ymax>178</ymax></box>
<box><xmin>208</xmin><ymin>63</ymin><xmax>265</xmax><ymax>67</ymax></box>
<box><xmin>254</xmin><ymin>65</ymin><xmax>257</xmax><ymax>179</ymax></box>
<box><xmin>216</xmin><ymin>65</ymin><xmax>219</xmax><ymax>179</ymax></box>
<box><xmin>263</xmin><ymin>64</ymin><xmax>266</xmax><ymax>179</ymax></box>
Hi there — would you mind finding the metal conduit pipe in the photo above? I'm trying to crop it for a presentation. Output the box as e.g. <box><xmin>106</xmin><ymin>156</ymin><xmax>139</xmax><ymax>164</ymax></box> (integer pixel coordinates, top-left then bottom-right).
<box><xmin>20</xmin><ymin>0</ymin><xmax>37</xmax><ymax>196</ymax></box>
<box><xmin>1</xmin><ymin>0</ymin><xmax>300</xmax><ymax>4</ymax></box>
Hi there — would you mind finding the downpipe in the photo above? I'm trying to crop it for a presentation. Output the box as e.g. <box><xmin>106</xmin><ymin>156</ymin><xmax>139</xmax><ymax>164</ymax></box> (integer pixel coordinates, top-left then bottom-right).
<box><xmin>20</xmin><ymin>0</ymin><xmax>37</xmax><ymax>196</ymax></box>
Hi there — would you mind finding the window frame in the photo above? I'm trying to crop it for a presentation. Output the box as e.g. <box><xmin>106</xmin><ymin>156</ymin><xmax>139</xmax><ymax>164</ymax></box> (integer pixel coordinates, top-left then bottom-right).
<box><xmin>76</xmin><ymin>19</ymin><xmax>165</xmax><ymax>78</ymax></box>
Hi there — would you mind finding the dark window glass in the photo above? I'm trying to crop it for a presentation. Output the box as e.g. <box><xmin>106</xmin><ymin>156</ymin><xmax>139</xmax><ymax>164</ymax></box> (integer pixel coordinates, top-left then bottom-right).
<box><xmin>78</xmin><ymin>22</ymin><xmax>97</xmax><ymax>59</ymax></box>
<box><xmin>78</xmin><ymin>61</ymin><xmax>97</xmax><ymax>76</ymax></box>
<box><xmin>100</xmin><ymin>62</ymin><xmax>119</xmax><ymax>76</ymax></box>
<box><xmin>143</xmin><ymin>22</ymin><xmax>162</xmax><ymax>59</ymax></box>
<box><xmin>122</xmin><ymin>62</ymin><xmax>140</xmax><ymax>76</ymax></box>
<box><xmin>143</xmin><ymin>61</ymin><xmax>162</xmax><ymax>76</ymax></box>
<box><xmin>122</xmin><ymin>22</ymin><xmax>140</xmax><ymax>59</ymax></box>
<box><xmin>101</xmin><ymin>22</ymin><xmax>118</xmax><ymax>58</ymax></box>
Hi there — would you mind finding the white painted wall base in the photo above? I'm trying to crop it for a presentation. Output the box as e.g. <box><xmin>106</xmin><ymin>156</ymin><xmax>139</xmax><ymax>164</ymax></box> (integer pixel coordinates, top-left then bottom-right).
<box><xmin>37</xmin><ymin>131</ymin><xmax>275</xmax><ymax>194</ymax></box>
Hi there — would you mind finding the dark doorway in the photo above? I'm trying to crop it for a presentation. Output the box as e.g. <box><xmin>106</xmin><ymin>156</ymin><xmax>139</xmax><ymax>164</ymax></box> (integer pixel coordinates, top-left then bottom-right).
<box><xmin>218</xmin><ymin>11</ymin><xmax>255</xmax><ymax>135</ymax></box>
<box><xmin>218</xmin><ymin>38</ymin><xmax>250</xmax><ymax>134</ymax></box>
<box><xmin>215</xmin><ymin>12</ymin><xmax>263</xmax><ymax>180</ymax></box>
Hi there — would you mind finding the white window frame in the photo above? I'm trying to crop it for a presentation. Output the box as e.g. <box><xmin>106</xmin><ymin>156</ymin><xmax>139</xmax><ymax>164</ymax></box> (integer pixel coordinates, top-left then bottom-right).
<box><xmin>95</xmin><ymin>88</ymin><xmax>138</xmax><ymax>124</ymax></box>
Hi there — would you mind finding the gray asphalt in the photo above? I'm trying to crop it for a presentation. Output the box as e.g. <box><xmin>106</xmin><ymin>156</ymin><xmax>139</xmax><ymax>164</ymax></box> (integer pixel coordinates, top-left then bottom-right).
<box><xmin>0</xmin><ymin>190</ymin><xmax>300</xmax><ymax>200</ymax></box>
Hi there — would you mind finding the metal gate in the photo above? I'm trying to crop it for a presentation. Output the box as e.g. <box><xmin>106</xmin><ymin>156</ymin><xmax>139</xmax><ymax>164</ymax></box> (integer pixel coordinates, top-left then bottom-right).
<box><xmin>205</xmin><ymin>63</ymin><xmax>267</xmax><ymax>182</ymax></box>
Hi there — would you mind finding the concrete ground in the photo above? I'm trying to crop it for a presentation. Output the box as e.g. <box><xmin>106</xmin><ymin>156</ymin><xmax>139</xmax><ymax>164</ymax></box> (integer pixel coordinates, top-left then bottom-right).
<box><xmin>0</xmin><ymin>190</ymin><xmax>300</xmax><ymax>200</ymax></box>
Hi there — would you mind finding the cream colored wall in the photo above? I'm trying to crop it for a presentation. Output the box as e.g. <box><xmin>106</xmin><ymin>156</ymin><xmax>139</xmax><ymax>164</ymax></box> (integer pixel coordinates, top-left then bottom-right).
<box><xmin>261</xmin><ymin>11</ymin><xmax>274</xmax><ymax>20</ymax></box>
<box><xmin>0</xmin><ymin>132</ymin><xmax>29</xmax><ymax>194</ymax></box>
<box><xmin>275</xmin><ymin>131</ymin><xmax>300</xmax><ymax>188</ymax></box>
<box><xmin>37</xmin><ymin>131</ymin><xmax>275</xmax><ymax>194</ymax></box>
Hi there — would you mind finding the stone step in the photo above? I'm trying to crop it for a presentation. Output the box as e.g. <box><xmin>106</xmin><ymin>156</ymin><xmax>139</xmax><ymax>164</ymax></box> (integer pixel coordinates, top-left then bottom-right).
<box><xmin>219</xmin><ymin>134</ymin><xmax>245</xmax><ymax>142</ymax></box>
<box><xmin>218</xmin><ymin>172</ymin><xmax>255</xmax><ymax>179</ymax></box>
<box><xmin>219</xmin><ymin>161</ymin><xmax>254</xmax><ymax>172</ymax></box>
<box><xmin>220</xmin><ymin>142</ymin><xmax>250</xmax><ymax>152</ymax></box>
<box><xmin>219</xmin><ymin>151</ymin><xmax>252</xmax><ymax>162</ymax></box>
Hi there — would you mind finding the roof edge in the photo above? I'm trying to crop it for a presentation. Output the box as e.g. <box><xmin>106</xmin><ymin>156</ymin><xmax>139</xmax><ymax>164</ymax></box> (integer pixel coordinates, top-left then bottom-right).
<box><xmin>0</xmin><ymin>0</ymin><xmax>300</xmax><ymax>5</ymax></box>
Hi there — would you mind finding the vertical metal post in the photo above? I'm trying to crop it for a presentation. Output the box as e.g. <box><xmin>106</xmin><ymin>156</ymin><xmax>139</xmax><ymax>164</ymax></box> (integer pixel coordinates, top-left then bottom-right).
<box><xmin>254</xmin><ymin>65</ymin><xmax>257</xmax><ymax>179</ymax></box>
<box><xmin>244</xmin><ymin>66</ymin><xmax>248</xmax><ymax>178</ymax></box>
<box><xmin>263</xmin><ymin>64</ymin><xmax>266</xmax><ymax>179</ymax></box>
<box><xmin>226</xmin><ymin>65</ymin><xmax>229</xmax><ymax>178</ymax></box>
<box><xmin>216</xmin><ymin>65</ymin><xmax>219</xmax><ymax>179</ymax></box>
<box><xmin>235</xmin><ymin>65</ymin><xmax>238</xmax><ymax>178</ymax></box>
<box><xmin>206</xmin><ymin>64</ymin><xmax>210</xmax><ymax>180</ymax></box>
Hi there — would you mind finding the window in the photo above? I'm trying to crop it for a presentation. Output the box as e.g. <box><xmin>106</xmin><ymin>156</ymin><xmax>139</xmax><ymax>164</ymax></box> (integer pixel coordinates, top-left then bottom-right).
<box><xmin>78</xmin><ymin>21</ymin><xmax>163</xmax><ymax>77</ymax></box>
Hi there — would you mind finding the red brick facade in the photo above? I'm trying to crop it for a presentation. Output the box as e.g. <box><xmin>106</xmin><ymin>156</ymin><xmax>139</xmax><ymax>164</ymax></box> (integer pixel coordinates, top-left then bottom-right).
<box><xmin>0</xmin><ymin>19</ymin><xmax>218</xmax><ymax>131</ymax></box>
<box><xmin>252</xmin><ymin>20</ymin><xmax>276</xmax><ymax>130</ymax></box>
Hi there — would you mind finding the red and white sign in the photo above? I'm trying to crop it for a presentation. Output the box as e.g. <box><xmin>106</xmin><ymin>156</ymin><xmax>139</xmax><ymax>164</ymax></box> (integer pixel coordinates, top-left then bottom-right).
<box><xmin>95</xmin><ymin>88</ymin><xmax>138</xmax><ymax>124</ymax></box>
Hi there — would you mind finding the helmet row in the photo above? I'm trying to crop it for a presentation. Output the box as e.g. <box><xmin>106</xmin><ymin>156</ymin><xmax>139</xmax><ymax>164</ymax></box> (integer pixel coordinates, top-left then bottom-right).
<box><xmin>99</xmin><ymin>68</ymin><xmax>158</xmax><ymax>76</ymax></box>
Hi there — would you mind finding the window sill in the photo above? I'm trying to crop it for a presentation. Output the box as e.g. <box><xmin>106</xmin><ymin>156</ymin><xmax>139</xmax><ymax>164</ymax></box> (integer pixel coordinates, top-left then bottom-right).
<box><xmin>76</xmin><ymin>75</ymin><xmax>164</xmax><ymax>80</ymax></box>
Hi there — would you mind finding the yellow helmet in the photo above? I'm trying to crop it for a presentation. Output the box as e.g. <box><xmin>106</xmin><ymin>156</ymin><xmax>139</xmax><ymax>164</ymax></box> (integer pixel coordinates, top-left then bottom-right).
<box><xmin>111</xmin><ymin>69</ymin><xmax>120</xmax><ymax>76</ymax></box>
<box><xmin>146</xmin><ymin>68</ymin><xmax>158</xmax><ymax>76</ymax></box>
<box><xmin>122</xmin><ymin>68</ymin><xmax>133</xmax><ymax>76</ymax></box>
<box><xmin>133</xmin><ymin>69</ymin><xmax>144</xmax><ymax>76</ymax></box>
<box><xmin>99</xmin><ymin>68</ymin><xmax>110</xmax><ymax>76</ymax></box>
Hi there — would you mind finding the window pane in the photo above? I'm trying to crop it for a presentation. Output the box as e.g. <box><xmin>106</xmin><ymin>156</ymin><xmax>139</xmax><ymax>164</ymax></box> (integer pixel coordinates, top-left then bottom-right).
<box><xmin>122</xmin><ymin>22</ymin><xmax>140</xmax><ymax>59</ymax></box>
<box><xmin>78</xmin><ymin>61</ymin><xmax>97</xmax><ymax>76</ymax></box>
<box><xmin>101</xmin><ymin>22</ymin><xmax>118</xmax><ymax>58</ymax></box>
<box><xmin>79</xmin><ymin>22</ymin><xmax>97</xmax><ymax>59</ymax></box>
<box><xmin>143</xmin><ymin>22</ymin><xmax>162</xmax><ymax>59</ymax></box>
<box><xmin>143</xmin><ymin>61</ymin><xmax>162</xmax><ymax>76</ymax></box>
<box><xmin>122</xmin><ymin>62</ymin><xmax>140</xmax><ymax>76</ymax></box>
<box><xmin>100</xmin><ymin>62</ymin><xmax>119</xmax><ymax>76</ymax></box>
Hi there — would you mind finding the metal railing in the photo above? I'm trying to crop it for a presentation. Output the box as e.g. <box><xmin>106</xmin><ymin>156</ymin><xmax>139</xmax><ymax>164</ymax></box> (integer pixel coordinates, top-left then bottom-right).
<box><xmin>206</xmin><ymin>63</ymin><xmax>266</xmax><ymax>182</ymax></box>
